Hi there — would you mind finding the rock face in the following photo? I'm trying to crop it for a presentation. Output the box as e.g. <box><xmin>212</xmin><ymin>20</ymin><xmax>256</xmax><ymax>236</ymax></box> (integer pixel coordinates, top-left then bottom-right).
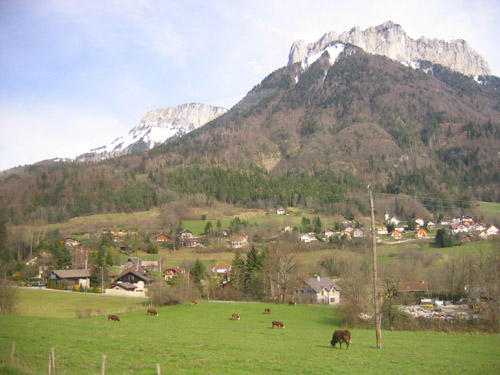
<box><xmin>76</xmin><ymin>103</ymin><xmax>227</xmax><ymax>162</ymax></box>
<box><xmin>288</xmin><ymin>20</ymin><xmax>490</xmax><ymax>76</ymax></box>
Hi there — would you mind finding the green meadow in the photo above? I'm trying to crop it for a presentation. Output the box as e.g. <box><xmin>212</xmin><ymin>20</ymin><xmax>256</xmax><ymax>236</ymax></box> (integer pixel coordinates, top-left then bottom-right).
<box><xmin>1</xmin><ymin>290</ymin><xmax>499</xmax><ymax>375</ymax></box>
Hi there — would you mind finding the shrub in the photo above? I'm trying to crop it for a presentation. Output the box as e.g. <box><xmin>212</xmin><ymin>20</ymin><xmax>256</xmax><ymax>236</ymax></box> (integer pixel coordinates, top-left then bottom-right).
<box><xmin>73</xmin><ymin>285</ymin><xmax>80</xmax><ymax>292</ymax></box>
<box><xmin>149</xmin><ymin>282</ymin><xmax>183</xmax><ymax>306</ymax></box>
<box><xmin>0</xmin><ymin>280</ymin><xmax>17</xmax><ymax>315</ymax></box>
<box><xmin>336</xmin><ymin>298</ymin><xmax>363</xmax><ymax>327</ymax></box>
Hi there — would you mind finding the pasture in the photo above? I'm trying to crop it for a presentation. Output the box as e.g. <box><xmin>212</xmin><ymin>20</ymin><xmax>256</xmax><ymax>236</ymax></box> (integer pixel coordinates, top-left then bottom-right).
<box><xmin>1</xmin><ymin>290</ymin><xmax>499</xmax><ymax>374</ymax></box>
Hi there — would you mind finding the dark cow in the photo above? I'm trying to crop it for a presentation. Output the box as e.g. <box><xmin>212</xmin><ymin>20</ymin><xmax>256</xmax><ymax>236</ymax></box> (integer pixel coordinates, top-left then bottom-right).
<box><xmin>272</xmin><ymin>321</ymin><xmax>285</xmax><ymax>328</ymax></box>
<box><xmin>288</xmin><ymin>301</ymin><xmax>296</xmax><ymax>305</ymax></box>
<box><xmin>331</xmin><ymin>330</ymin><xmax>351</xmax><ymax>349</ymax></box>
<box><xmin>147</xmin><ymin>309</ymin><xmax>158</xmax><ymax>316</ymax></box>
<box><xmin>264</xmin><ymin>308</ymin><xmax>271</xmax><ymax>314</ymax></box>
<box><xmin>191</xmin><ymin>300</ymin><xmax>197</xmax><ymax>306</ymax></box>
<box><xmin>232</xmin><ymin>314</ymin><xmax>240</xmax><ymax>320</ymax></box>
<box><xmin>108</xmin><ymin>314</ymin><xmax>120</xmax><ymax>322</ymax></box>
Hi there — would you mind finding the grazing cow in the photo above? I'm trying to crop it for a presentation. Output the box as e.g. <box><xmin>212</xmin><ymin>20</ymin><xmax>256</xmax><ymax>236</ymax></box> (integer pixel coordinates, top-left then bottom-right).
<box><xmin>288</xmin><ymin>301</ymin><xmax>296</xmax><ymax>305</ymax></box>
<box><xmin>147</xmin><ymin>309</ymin><xmax>158</xmax><ymax>316</ymax></box>
<box><xmin>108</xmin><ymin>314</ymin><xmax>120</xmax><ymax>322</ymax></box>
<box><xmin>272</xmin><ymin>321</ymin><xmax>285</xmax><ymax>328</ymax></box>
<box><xmin>191</xmin><ymin>300</ymin><xmax>197</xmax><ymax>305</ymax></box>
<box><xmin>232</xmin><ymin>314</ymin><xmax>240</xmax><ymax>320</ymax></box>
<box><xmin>331</xmin><ymin>330</ymin><xmax>351</xmax><ymax>349</ymax></box>
<box><xmin>264</xmin><ymin>308</ymin><xmax>271</xmax><ymax>314</ymax></box>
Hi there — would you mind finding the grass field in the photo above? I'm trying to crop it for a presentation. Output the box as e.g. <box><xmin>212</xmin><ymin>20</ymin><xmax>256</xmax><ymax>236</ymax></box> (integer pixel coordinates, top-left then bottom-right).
<box><xmin>1</xmin><ymin>290</ymin><xmax>499</xmax><ymax>375</ymax></box>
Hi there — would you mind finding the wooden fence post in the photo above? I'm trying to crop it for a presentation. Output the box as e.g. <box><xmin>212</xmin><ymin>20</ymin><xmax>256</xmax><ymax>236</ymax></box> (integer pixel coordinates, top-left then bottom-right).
<box><xmin>156</xmin><ymin>363</ymin><xmax>161</xmax><ymax>375</ymax></box>
<box><xmin>9</xmin><ymin>342</ymin><xmax>15</xmax><ymax>366</ymax></box>
<box><xmin>51</xmin><ymin>347</ymin><xmax>55</xmax><ymax>375</ymax></box>
<box><xmin>101</xmin><ymin>354</ymin><xmax>106</xmax><ymax>375</ymax></box>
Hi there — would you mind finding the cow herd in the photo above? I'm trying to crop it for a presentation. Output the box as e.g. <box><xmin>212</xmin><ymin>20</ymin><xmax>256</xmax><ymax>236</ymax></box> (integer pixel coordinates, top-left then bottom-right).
<box><xmin>107</xmin><ymin>303</ymin><xmax>352</xmax><ymax>350</ymax></box>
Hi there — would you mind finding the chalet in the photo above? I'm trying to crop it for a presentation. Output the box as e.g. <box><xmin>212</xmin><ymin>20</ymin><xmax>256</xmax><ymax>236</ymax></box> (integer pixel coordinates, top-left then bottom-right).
<box><xmin>415</xmin><ymin>229</ymin><xmax>429</xmax><ymax>239</ymax></box>
<box><xmin>395</xmin><ymin>226</ymin><xmax>405</xmax><ymax>233</ymax></box>
<box><xmin>295</xmin><ymin>276</ymin><xmax>341</xmax><ymax>305</ymax></box>
<box><xmin>164</xmin><ymin>266</ymin><xmax>186</xmax><ymax>280</ymax></box>
<box><xmin>451</xmin><ymin>217</ymin><xmax>462</xmax><ymax>225</ymax></box>
<box><xmin>322</xmin><ymin>229</ymin><xmax>335</xmax><ymax>240</ymax></box>
<box><xmin>300</xmin><ymin>233</ymin><xmax>317</xmax><ymax>243</ymax></box>
<box><xmin>352</xmin><ymin>228</ymin><xmax>365</xmax><ymax>238</ymax></box>
<box><xmin>390</xmin><ymin>230</ymin><xmax>403</xmax><ymax>240</ymax></box>
<box><xmin>339</xmin><ymin>230</ymin><xmax>351</xmax><ymax>239</ymax></box>
<box><xmin>398</xmin><ymin>280</ymin><xmax>429</xmax><ymax>294</ymax></box>
<box><xmin>153</xmin><ymin>233</ymin><xmax>170</xmax><ymax>242</ymax></box>
<box><xmin>473</xmin><ymin>223</ymin><xmax>486</xmax><ymax>232</ymax></box>
<box><xmin>179</xmin><ymin>230</ymin><xmax>194</xmax><ymax>240</ymax></box>
<box><xmin>281</xmin><ymin>226</ymin><xmax>293</xmax><ymax>234</ymax></box>
<box><xmin>105</xmin><ymin>281</ymin><xmax>147</xmax><ymax>297</ymax></box>
<box><xmin>343</xmin><ymin>226</ymin><xmax>354</xmax><ymax>233</ymax></box>
<box><xmin>415</xmin><ymin>218</ymin><xmax>425</xmax><ymax>227</ymax></box>
<box><xmin>115</xmin><ymin>268</ymin><xmax>155</xmax><ymax>286</ymax></box>
<box><xmin>486</xmin><ymin>225</ymin><xmax>499</xmax><ymax>236</ymax></box>
<box><xmin>376</xmin><ymin>226</ymin><xmax>388</xmax><ymax>235</ymax></box>
<box><xmin>461</xmin><ymin>215</ymin><xmax>475</xmax><ymax>224</ymax></box>
<box><xmin>427</xmin><ymin>221</ymin><xmax>436</xmax><ymax>229</ymax></box>
<box><xmin>230</xmin><ymin>235</ymin><xmax>248</xmax><ymax>249</ymax></box>
<box><xmin>64</xmin><ymin>238</ymin><xmax>80</xmax><ymax>247</ymax></box>
<box><xmin>50</xmin><ymin>269</ymin><xmax>91</xmax><ymax>288</ymax></box>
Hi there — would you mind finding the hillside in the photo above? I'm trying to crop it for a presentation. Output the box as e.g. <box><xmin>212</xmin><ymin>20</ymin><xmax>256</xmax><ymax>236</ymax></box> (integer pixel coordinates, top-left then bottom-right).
<box><xmin>1</xmin><ymin>42</ymin><xmax>500</xmax><ymax>224</ymax></box>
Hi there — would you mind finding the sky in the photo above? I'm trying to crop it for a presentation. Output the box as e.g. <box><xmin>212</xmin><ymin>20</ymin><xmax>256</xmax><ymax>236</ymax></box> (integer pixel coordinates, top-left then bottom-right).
<box><xmin>1</xmin><ymin>0</ymin><xmax>499</xmax><ymax>171</ymax></box>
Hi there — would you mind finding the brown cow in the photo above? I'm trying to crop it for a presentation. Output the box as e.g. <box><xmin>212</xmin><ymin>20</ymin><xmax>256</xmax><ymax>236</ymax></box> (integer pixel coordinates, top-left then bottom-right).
<box><xmin>264</xmin><ymin>308</ymin><xmax>271</xmax><ymax>314</ymax></box>
<box><xmin>288</xmin><ymin>301</ymin><xmax>296</xmax><ymax>305</ymax></box>
<box><xmin>147</xmin><ymin>309</ymin><xmax>158</xmax><ymax>316</ymax></box>
<box><xmin>108</xmin><ymin>314</ymin><xmax>120</xmax><ymax>322</ymax></box>
<box><xmin>232</xmin><ymin>314</ymin><xmax>240</xmax><ymax>320</ymax></box>
<box><xmin>331</xmin><ymin>330</ymin><xmax>351</xmax><ymax>349</ymax></box>
<box><xmin>191</xmin><ymin>300</ymin><xmax>197</xmax><ymax>305</ymax></box>
<box><xmin>272</xmin><ymin>321</ymin><xmax>285</xmax><ymax>328</ymax></box>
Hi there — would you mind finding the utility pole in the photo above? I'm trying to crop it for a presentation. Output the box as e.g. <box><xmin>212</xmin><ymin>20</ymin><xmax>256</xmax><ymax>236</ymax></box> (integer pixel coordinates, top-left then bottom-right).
<box><xmin>368</xmin><ymin>185</ymin><xmax>382</xmax><ymax>349</ymax></box>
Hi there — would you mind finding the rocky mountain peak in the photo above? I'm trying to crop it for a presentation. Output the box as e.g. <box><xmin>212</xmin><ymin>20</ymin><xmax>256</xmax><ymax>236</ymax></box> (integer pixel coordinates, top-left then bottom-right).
<box><xmin>288</xmin><ymin>21</ymin><xmax>490</xmax><ymax>76</ymax></box>
<box><xmin>76</xmin><ymin>103</ymin><xmax>227</xmax><ymax>162</ymax></box>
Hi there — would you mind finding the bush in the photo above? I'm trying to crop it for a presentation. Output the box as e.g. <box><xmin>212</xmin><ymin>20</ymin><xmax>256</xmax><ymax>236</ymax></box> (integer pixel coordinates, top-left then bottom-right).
<box><xmin>0</xmin><ymin>280</ymin><xmax>17</xmax><ymax>315</ymax></box>
<box><xmin>73</xmin><ymin>285</ymin><xmax>80</xmax><ymax>292</ymax></box>
<box><xmin>149</xmin><ymin>282</ymin><xmax>183</xmax><ymax>306</ymax></box>
<box><xmin>336</xmin><ymin>298</ymin><xmax>363</xmax><ymax>327</ymax></box>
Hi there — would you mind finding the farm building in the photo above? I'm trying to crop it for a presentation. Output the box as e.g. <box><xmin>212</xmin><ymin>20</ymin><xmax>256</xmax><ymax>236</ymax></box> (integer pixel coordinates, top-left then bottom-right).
<box><xmin>295</xmin><ymin>276</ymin><xmax>341</xmax><ymax>305</ymax></box>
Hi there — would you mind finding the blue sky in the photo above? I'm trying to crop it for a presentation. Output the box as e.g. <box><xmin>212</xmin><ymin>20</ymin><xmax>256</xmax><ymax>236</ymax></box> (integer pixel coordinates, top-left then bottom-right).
<box><xmin>1</xmin><ymin>0</ymin><xmax>499</xmax><ymax>171</ymax></box>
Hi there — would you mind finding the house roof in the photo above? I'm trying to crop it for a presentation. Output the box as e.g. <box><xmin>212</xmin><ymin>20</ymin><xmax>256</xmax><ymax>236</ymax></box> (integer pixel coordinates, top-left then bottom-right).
<box><xmin>51</xmin><ymin>269</ymin><xmax>90</xmax><ymax>279</ymax></box>
<box><xmin>117</xmin><ymin>269</ymin><xmax>155</xmax><ymax>283</ymax></box>
<box><xmin>164</xmin><ymin>266</ymin><xmax>185</xmax><ymax>274</ymax></box>
<box><xmin>114</xmin><ymin>282</ymin><xmax>137</xmax><ymax>290</ymax></box>
<box><xmin>141</xmin><ymin>261</ymin><xmax>158</xmax><ymax>267</ymax></box>
<box><xmin>303</xmin><ymin>277</ymin><xmax>341</xmax><ymax>293</ymax></box>
<box><xmin>230</xmin><ymin>235</ymin><xmax>247</xmax><ymax>241</ymax></box>
<box><xmin>398</xmin><ymin>280</ymin><xmax>429</xmax><ymax>292</ymax></box>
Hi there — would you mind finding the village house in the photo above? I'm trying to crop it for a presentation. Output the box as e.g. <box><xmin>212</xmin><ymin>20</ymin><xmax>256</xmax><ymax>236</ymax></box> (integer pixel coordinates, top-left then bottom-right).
<box><xmin>178</xmin><ymin>229</ymin><xmax>200</xmax><ymax>247</ymax></box>
<box><xmin>415</xmin><ymin>218</ymin><xmax>425</xmax><ymax>227</ymax></box>
<box><xmin>322</xmin><ymin>229</ymin><xmax>335</xmax><ymax>240</ymax></box>
<box><xmin>295</xmin><ymin>276</ymin><xmax>341</xmax><ymax>305</ymax></box>
<box><xmin>427</xmin><ymin>221</ymin><xmax>436</xmax><ymax>229</ymax></box>
<box><xmin>115</xmin><ymin>268</ymin><xmax>155</xmax><ymax>288</ymax></box>
<box><xmin>50</xmin><ymin>269</ymin><xmax>91</xmax><ymax>288</ymax></box>
<box><xmin>385</xmin><ymin>215</ymin><xmax>400</xmax><ymax>226</ymax></box>
<box><xmin>415</xmin><ymin>229</ymin><xmax>429</xmax><ymax>239</ymax></box>
<box><xmin>376</xmin><ymin>225</ymin><xmax>388</xmax><ymax>235</ymax></box>
<box><xmin>300</xmin><ymin>232</ymin><xmax>317</xmax><ymax>243</ymax></box>
<box><xmin>451</xmin><ymin>223</ymin><xmax>468</xmax><ymax>234</ymax></box>
<box><xmin>230</xmin><ymin>235</ymin><xmax>248</xmax><ymax>249</ymax></box>
<box><xmin>440</xmin><ymin>217</ymin><xmax>451</xmax><ymax>226</ymax></box>
<box><xmin>164</xmin><ymin>266</ymin><xmax>186</xmax><ymax>280</ymax></box>
<box><xmin>281</xmin><ymin>226</ymin><xmax>293</xmax><ymax>234</ymax></box>
<box><xmin>390</xmin><ymin>230</ymin><xmax>403</xmax><ymax>240</ymax></box>
<box><xmin>486</xmin><ymin>225</ymin><xmax>499</xmax><ymax>236</ymax></box>
<box><xmin>153</xmin><ymin>233</ymin><xmax>170</xmax><ymax>242</ymax></box>
<box><xmin>352</xmin><ymin>228</ymin><xmax>365</xmax><ymax>238</ymax></box>
<box><xmin>398</xmin><ymin>280</ymin><xmax>429</xmax><ymax>294</ymax></box>
<box><xmin>212</xmin><ymin>264</ymin><xmax>231</xmax><ymax>281</ymax></box>
<box><xmin>276</xmin><ymin>207</ymin><xmax>286</xmax><ymax>215</ymax></box>
<box><xmin>64</xmin><ymin>238</ymin><xmax>80</xmax><ymax>247</ymax></box>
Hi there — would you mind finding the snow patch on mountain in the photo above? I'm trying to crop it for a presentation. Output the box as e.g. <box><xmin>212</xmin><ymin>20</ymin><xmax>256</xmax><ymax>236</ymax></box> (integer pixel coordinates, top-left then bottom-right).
<box><xmin>76</xmin><ymin>103</ymin><xmax>227</xmax><ymax>162</ymax></box>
